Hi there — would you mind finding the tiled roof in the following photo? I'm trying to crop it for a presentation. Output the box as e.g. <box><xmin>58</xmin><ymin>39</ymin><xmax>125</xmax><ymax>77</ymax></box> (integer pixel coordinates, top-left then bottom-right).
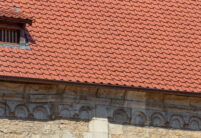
<box><xmin>0</xmin><ymin>7</ymin><xmax>32</xmax><ymax>24</ymax></box>
<box><xmin>0</xmin><ymin>0</ymin><xmax>201</xmax><ymax>93</ymax></box>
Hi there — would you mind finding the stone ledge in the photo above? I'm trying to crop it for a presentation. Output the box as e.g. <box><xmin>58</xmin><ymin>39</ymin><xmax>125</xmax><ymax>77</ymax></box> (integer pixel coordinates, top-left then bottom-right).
<box><xmin>0</xmin><ymin>81</ymin><xmax>200</xmax><ymax>131</ymax></box>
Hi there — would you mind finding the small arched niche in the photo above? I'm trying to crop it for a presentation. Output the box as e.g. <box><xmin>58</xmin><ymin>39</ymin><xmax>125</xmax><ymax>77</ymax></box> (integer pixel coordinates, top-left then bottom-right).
<box><xmin>33</xmin><ymin>106</ymin><xmax>48</xmax><ymax>120</ymax></box>
<box><xmin>169</xmin><ymin>115</ymin><xmax>184</xmax><ymax>129</ymax></box>
<box><xmin>14</xmin><ymin>104</ymin><xmax>29</xmax><ymax>119</ymax></box>
<box><xmin>189</xmin><ymin>117</ymin><xmax>201</xmax><ymax>130</ymax></box>
<box><xmin>151</xmin><ymin>112</ymin><xmax>166</xmax><ymax>127</ymax></box>
<box><xmin>0</xmin><ymin>103</ymin><xmax>8</xmax><ymax>117</ymax></box>
<box><xmin>79</xmin><ymin>106</ymin><xmax>92</xmax><ymax>120</ymax></box>
<box><xmin>133</xmin><ymin>111</ymin><xmax>147</xmax><ymax>126</ymax></box>
<box><xmin>113</xmin><ymin>109</ymin><xmax>129</xmax><ymax>124</ymax></box>
<box><xmin>60</xmin><ymin>108</ymin><xmax>71</xmax><ymax>119</ymax></box>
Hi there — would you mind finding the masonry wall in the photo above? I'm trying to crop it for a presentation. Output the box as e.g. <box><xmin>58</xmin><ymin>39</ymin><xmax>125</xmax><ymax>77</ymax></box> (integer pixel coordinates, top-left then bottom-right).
<box><xmin>0</xmin><ymin>81</ymin><xmax>200</xmax><ymax>138</ymax></box>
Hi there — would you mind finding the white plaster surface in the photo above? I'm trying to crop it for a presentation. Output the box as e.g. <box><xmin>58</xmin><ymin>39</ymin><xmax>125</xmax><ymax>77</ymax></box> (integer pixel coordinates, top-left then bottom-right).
<box><xmin>88</xmin><ymin>118</ymin><xmax>109</xmax><ymax>138</ymax></box>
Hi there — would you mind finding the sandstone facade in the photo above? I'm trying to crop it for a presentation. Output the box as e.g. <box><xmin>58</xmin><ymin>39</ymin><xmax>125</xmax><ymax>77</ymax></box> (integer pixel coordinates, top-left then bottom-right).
<box><xmin>0</xmin><ymin>81</ymin><xmax>200</xmax><ymax>138</ymax></box>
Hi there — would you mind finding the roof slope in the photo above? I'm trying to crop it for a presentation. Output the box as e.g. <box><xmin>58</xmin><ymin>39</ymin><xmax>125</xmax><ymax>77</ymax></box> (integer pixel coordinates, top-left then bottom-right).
<box><xmin>0</xmin><ymin>7</ymin><xmax>32</xmax><ymax>24</ymax></box>
<box><xmin>0</xmin><ymin>0</ymin><xmax>201</xmax><ymax>93</ymax></box>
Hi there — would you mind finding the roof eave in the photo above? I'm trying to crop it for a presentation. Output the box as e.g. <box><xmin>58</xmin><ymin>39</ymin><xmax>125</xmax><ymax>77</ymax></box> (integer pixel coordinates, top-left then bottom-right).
<box><xmin>0</xmin><ymin>17</ymin><xmax>32</xmax><ymax>25</ymax></box>
<box><xmin>0</xmin><ymin>75</ymin><xmax>200</xmax><ymax>97</ymax></box>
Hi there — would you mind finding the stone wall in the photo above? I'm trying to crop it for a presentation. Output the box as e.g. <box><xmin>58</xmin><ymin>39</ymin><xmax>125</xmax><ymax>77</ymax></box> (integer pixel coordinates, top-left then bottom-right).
<box><xmin>110</xmin><ymin>124</ymin><xmax>201</xmax><ymax>138</ymax></box>
<box><xmin>0</xmin><ymin>119</ymin><xmax>88</xmax><ymax>138</ymax></box>
<box><xmin>0</xmin><ymin>81</ymin><xmax>200</xmax><ymax>137</ymax></box>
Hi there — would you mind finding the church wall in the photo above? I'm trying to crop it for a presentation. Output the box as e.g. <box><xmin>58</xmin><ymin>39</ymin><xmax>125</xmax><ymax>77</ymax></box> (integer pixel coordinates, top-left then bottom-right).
<box><xmin>0</xmin><ymin>81</ymin><xmax>200</xmax><ymax>138</ymax></box>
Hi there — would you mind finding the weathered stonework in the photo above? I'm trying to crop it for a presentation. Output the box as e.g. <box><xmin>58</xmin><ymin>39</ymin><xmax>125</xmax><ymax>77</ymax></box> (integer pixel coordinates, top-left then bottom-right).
<box><xmin>0</xmin><ymin>81</ymin><xmax>200</xmax><ymax>137</ymax></box>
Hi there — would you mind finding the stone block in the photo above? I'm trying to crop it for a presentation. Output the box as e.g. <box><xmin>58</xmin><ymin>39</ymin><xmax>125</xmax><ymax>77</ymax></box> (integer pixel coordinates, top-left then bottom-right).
<box><xmin>190</xmin><ymin>97</ymin><xmax>201</xmax><ymax>109</ymax></box>
<box><xmin>164</xmin><ymin>95</ymin><xmax>189</xmax><ymax>107</ymax></box>
<box><xmin>0</xmin><ymin>82</ymin><xmax>24</xmax><ymax>94</ymax></box>
<box><xmin>49</xmin><ymin>133</ymin><xmax>61</xmax><ymax>138</ymax></box>
<box><xmin>92</xmin><ymin>133</ymin><xmax>108</xmax><ymax>138</ymax></box>
<box><xmin>84</xmin><ymin>132</ymin><xmax>108</xmax><ymax>138</ymax></box>
<box><xmin>145</xmin><ymin>93</ymin><xmax>164</xmax><ymax>107</ymax></box>
<box><xmin>83</xmin><ymin>132</ymin><xmax>93</xmax><ymax>138</ymax></box>
<box><xmin>26</xmin><ymin>84</ymin><xmax>57</xmax><ymax>94</ymax></box>
<box><xmin>89</xmin><ymin>118</ymin><xmax>108</xmax><ymax>133</ymax></box>
<box><xmin>31</xmin><ymin>134</ymin><xmax>41</xmax><ymax>138</ymax></box>
<box><xmin>97</xmin><ymin>88</ymin><xmax>125</xmax><ymax>99</ymax></box>
<box><xmin>62</xmin><ymin>132</ymin><xmax>75</xmax><ymax>138</ymax></box>
<box><xmin>125</xmin><ymin>91</ymin><xmax>146</xmax><ymax>101</ymax></box>
<box><xmin>64</xmin><ymin>85</ymin><xmax>97</xmax><ymax>97</ymax></box>
<box><xmin>109</xmin><ymin>123</ymin><xmax>123</xmax><ymax>135</ymax></box>
<box><xmin>29</xmin><ymin>95</ymin><xmax>59</xmax><ymax>102</ymax></box>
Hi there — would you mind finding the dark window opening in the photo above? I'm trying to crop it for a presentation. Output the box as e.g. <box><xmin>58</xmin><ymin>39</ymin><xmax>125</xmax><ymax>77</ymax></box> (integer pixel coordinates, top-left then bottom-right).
<box><xmin>0</xmin><ymin>29</ymin><xmax>20</xmax><ymax>44</ymax></box>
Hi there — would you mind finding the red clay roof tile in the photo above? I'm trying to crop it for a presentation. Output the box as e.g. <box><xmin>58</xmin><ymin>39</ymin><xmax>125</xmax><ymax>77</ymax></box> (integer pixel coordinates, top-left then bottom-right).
<box><xmin>0</xmin><ymin>0</ymin><xmax>201</xmax><ymax>93</ymax></box>
<box><xmin>0</xmin><ymin>6</ymin><xmax>32</xmax><ymax>24</ymax></box>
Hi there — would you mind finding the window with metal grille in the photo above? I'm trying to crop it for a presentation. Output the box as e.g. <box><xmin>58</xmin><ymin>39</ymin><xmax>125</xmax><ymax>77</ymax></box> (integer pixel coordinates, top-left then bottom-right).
<box><xmin>0</xmin><ymin>29</ymin><xmax>20</xmax><ymax>44</ymax></box>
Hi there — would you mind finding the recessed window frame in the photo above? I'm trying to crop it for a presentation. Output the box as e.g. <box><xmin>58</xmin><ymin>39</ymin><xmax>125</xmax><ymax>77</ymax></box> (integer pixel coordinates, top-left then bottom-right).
<box><xmin>0</xmin><ymin>28</ymin><xmax>20</xmax><ymax>44</ymax></box>
<box><xmin>0</xmin><ymin>21</ymin><xmax>30</xmax><ymax>49</ymax></box>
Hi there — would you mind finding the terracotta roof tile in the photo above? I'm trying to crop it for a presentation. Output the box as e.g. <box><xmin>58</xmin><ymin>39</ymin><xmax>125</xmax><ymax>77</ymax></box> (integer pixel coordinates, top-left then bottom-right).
<box><xmin>0</xmin><ymin>6</ymin><xmax>32</xmax><ymax>24</ymax></box>
<box><xmin>0</xmin><ymin>0</ymin><xmax>201</xmax><ymax>93</ymax></box>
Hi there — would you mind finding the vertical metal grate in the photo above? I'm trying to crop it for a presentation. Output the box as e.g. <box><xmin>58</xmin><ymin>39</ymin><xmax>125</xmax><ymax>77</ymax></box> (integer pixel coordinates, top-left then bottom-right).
<box><xmin>0</xmin><ymin>29</ymin><xmax>20</xmax><ymax>44</ymax></box>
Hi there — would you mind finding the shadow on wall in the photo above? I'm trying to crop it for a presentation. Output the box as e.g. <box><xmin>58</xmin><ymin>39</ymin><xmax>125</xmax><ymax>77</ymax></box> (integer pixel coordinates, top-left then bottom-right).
<box><xmin>0</xmin><ymin>102</ymin><xmax>200</xmax><ymax>131</ymax></box>
<box><xmin>25</xmin><ymin>28</ymin><xmax>35</xmax><ymax>44</ymax></box>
